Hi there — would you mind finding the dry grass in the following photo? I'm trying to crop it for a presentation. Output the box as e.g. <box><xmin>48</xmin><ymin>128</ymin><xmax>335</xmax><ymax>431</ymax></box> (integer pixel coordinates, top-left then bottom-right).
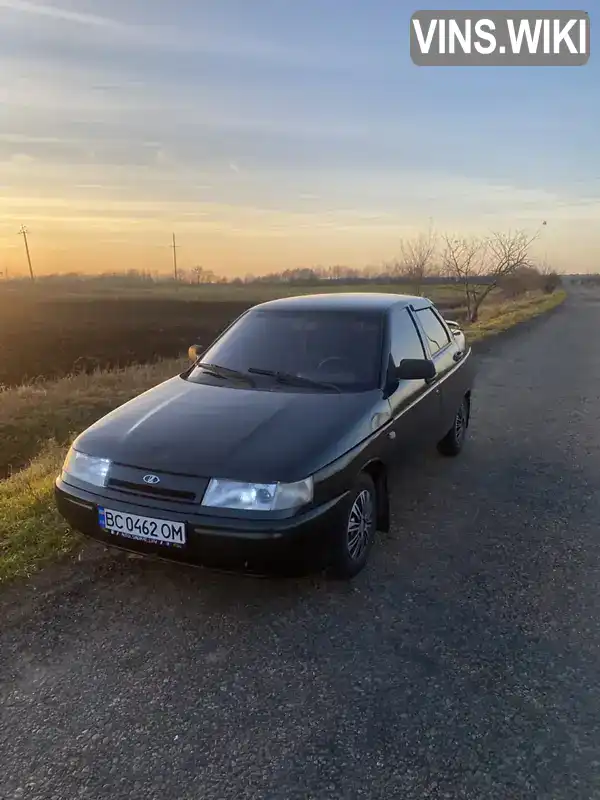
<box><xmin>0</xmin><ymin>289</ymin><xmax>566</xmax><ymax>585</ymax></box>
<box><xmin>0</xmin><ymin>441</ymin><xmax>79</xmax><ymax>584</ymax></box>
<box><xmin>466</xmin><ymin>289</ymin><xmax>566</xmax><ymax>342</ymax></box>
<box><xmin>0</xmin><ymin>358</ymin><xmax>188</xmax><ymax>477</ymax></box>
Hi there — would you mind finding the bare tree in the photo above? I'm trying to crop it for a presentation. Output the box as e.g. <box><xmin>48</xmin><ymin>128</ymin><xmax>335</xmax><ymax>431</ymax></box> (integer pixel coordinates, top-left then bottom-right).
<box><xmin>441</xmin><ymin>235</ymin><xmax>487</xmax><ymax>322</ymax></box>
<box><xmin>476</xmin><ymin>229</ymin><xmax>539</xmax><ymax>317</ymax></box>
<box><xmin>397</xmin><ymin>225</ymin><xmax>438</xmax><ymax>295</ymax></box>
<box><xmin>442</xmin><ymin>229</ymin><xmax>539</xmax><ymax>322</ymax></box>
<box><xmin>536</xmin><ymin>257</ymin><xmax>562</xmax><ymax>294</ymax></box>
<box><xmin>500</xmin><ymin>265</ymin><xmax>541</xmax><ymax>299</ymax></box>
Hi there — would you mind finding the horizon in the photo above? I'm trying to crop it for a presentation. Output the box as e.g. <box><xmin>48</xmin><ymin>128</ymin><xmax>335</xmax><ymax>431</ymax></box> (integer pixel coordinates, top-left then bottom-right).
<box><xmin>0</xmin><ymin>264</ymin><xmax>591</xmax><ymax>283</ymax></box>
<box><xmin>1</xmin><ymin>0</ymin><xmax>598</xmax><ymax>277</ymax></box>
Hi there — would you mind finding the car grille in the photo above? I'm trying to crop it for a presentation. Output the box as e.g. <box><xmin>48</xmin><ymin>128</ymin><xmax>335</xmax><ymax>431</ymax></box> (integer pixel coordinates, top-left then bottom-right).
<box><xmin>106</xmin><ymin>478</ymin><xmax>196</xmax><ymax>503</ymax></box>
<box><xmin>105</xmin><ymin>463</ymin><xmax>208</xmax><ymax>505</ymax></box>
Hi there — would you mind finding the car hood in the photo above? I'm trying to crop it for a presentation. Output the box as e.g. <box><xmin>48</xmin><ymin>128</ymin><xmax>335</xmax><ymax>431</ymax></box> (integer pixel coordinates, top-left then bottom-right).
<box><xmin>74</xmin><ymin>376</ymin><xmax>384</xmax><ymax>483</ymax></box>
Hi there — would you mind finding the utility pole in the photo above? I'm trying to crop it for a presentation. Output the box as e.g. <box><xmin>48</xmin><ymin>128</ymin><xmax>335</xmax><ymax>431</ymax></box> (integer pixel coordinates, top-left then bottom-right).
<box><xmin>19</xmin><ymin>226</ymin><xmax>35</xmax><ymax>282</ymax></box>
<box><xmin>171</xmin><ymin>233</ymin><xmax>178</xmax><ymax>282</ymax></box>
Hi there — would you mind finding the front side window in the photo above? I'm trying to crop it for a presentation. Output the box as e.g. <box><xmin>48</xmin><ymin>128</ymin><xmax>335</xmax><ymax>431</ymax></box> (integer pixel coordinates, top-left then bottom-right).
<box><xmin>415</xmin><ymin>308</ymin><xmax>450</xmax><ymax>356</ymax></box>
<box><xmin>389</xmin><ymin>307</ymin><xmax>426</xmax><ymax>366</ymax></box>
<box><xmin>187</xmin><ymin>309</ymin><xmax>384</xmax><ymax>391</ymax></box>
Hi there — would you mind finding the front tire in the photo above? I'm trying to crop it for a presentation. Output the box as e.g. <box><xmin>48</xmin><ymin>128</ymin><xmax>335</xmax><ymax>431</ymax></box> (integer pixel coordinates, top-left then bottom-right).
<box><xmin>437</xmin><ymin>396</ymin><xmax>469</xmax><ymax>457</ymax></box>
<box><xmin>327</xmin><ymin>473</ymin><xmax>376</xmax><ymax>579</ymax></box>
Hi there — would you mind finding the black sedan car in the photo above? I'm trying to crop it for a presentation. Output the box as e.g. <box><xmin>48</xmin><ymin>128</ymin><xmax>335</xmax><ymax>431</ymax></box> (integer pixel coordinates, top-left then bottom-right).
<box><xmin>55</xmin><ymin>293</ymin><xmax>474</xmax><ymax>579</ymax></box>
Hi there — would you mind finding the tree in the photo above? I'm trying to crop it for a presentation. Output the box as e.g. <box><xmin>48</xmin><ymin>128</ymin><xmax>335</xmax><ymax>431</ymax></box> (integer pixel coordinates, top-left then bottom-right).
<box><xmin>500</xmin><ymin>265</ymin><xmax>542</xmax><ymax>298</ymax></box>
<box><xmin>537</xmin><ymin>259</ymin><xmax>562</xmax><ymax>294</ymax></box>
<box><xmin>191</xmin><ymin>266</ymin><xmax>218</xmax><ymax>284</ymax></box>
<box><xmin>442</xmin><ymin>229</ymin><xmax>539</xmax><ymax>323</ymax></box>
<box><xmin>441</xmin><ymin>235</ymin><xmax>487</xmax><ymax>322</ymax></box>
<box><xmin>397</xmin><ymin>225</ymin><xmax>438</xmax><ymax>296</ymax></box>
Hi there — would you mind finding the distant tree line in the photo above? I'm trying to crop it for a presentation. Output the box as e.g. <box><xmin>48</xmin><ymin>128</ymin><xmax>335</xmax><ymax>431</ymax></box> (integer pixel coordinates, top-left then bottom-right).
<box><xmin>1</xmin><ymin>226</ymin><xmax>566</xmax><ymax>322</ymax></box>
<box><xmin>565</xmin><ymin>274</ymin><xmax>600</xmax><ymax>285</ymax></box>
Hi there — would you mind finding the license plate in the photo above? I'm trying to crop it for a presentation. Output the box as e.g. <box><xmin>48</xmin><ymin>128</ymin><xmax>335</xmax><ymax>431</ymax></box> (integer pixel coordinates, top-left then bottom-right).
<box><xmin>98</xmin><ymin>507</ymin><xmax>186</xmax><ymax>547</ymax></box>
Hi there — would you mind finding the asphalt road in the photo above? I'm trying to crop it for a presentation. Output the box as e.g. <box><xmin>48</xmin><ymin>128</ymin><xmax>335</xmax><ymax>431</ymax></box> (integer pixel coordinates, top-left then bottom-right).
<box><xmin>2</xmin><ymin>288</ymin><xmax>600</xmax><ymax>800</ymax></box>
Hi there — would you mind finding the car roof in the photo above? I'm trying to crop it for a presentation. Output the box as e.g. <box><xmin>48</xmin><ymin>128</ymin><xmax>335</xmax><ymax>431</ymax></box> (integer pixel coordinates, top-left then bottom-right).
<box><xmin>252</xmin><ymin>292</ymin><xmax>432</xmax><ymax>313</ymax></box>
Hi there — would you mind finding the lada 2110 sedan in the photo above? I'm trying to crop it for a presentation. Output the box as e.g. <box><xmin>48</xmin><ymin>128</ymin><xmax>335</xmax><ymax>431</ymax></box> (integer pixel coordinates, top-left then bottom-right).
<box><xmin>55</xmin><ymin>293</ymin><xmax>475</xmax><ymax>579</ymax></box>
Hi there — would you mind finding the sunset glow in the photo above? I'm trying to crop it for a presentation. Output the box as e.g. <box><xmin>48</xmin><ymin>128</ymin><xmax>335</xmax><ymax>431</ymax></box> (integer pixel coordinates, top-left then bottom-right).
<box><xmin>1</xmin><ymin>0</ymin><xmax>598</xmax><ymax>277</ymax></box>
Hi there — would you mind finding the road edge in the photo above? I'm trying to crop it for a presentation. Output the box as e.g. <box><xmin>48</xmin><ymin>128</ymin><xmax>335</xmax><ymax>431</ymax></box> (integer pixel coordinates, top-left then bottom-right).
<box><xmin>469</xmin><ymin>292</ymin><xmax>567</xmax><ymax>356</ymax></box>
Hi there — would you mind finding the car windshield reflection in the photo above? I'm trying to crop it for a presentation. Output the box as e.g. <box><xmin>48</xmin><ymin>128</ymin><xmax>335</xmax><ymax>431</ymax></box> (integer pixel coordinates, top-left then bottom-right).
<box><xmin>186</xmin><ymin>309</ymin><xmax>384</xmax><ymax>392</ymax></box>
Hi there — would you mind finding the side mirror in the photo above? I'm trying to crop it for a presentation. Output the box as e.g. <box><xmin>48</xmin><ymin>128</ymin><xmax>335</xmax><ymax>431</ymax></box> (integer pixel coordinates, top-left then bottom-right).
<box><xmin>188</xmin><ymin>344</ymin><xmax>203</xmax><ymax>361</ymax></box>
<box><xmin>445</xmin><ymin>320</ymin><xmax>463</xmax><ymax>336</ymax></box>
<box><xmin>395</xmin><ymin>358</ymin><xmax>436</xmax><ymax>381</ymax></box>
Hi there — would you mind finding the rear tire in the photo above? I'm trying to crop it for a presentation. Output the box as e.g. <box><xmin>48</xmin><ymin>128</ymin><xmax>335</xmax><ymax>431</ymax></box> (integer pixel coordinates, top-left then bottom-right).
<box><xmin>327</xmin><ymin>473</ymin><xmax>376</xmax><ymax>580</ymax></box>
<box><xmin>437</xmin><ymin>396</ymin><xmax>469</xmax><ymax>457</ymax></box>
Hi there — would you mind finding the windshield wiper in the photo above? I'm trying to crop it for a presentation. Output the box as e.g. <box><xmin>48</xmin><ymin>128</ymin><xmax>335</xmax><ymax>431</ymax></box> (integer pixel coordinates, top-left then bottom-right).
<box><xmin>247</xmin><ymin>367</ymin><xmax>341</xmax><ymax>393</ymax></box>
<box><xmin>196</xmin><ymin>362</ymin><xmax>255</xmax><ymax>386</ymax></box>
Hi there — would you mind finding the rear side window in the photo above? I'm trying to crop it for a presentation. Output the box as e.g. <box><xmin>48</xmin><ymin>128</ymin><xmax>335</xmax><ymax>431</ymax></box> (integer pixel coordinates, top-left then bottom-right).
<box><xmin>415</xmin><ymin>308</ymin><xmax>450</xmax><ymax>355</ymax></box>
<box><xmin>389</xmin><ymin>307</ymin><xmax>426</xmax><ymax>366</ymax></box>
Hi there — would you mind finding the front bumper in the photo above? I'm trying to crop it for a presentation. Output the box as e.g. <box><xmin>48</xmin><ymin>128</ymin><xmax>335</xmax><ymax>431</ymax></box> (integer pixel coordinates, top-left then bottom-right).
<box><xmin>55</xmin><ymin>477</ymin><xmax>347</xmax><ymax>575</ymax></box>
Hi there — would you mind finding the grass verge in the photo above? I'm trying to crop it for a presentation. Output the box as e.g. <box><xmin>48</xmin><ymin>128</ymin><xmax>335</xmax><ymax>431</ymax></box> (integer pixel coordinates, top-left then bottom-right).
<box><xmin>0</xmin><ymin>289</ymin><xmax>566</xmax><ymax>586</ymax></box>
<box><xmin>0</xmin><ymin>358</ymin><xmax>189</xmax><ymax>478</ymax></box>
<box><xmin>0</xmin><ymin>442</ymin><xmax>79</xmax><ymax>584</ymax></box>
<box><xmin>465</xmin><ymin>289</ymin><xmax>566</xmax><ymax>342</ymax></box>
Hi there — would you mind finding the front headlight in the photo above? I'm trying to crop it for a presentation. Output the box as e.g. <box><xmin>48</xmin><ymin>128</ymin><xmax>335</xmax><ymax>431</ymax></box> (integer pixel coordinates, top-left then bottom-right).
<box><xmin>62</xmin><ymin>446</ymin><xmax>111</xmax><ymax>488</ymax></box>
<box><xmin>201</xmin><ymin>477</ymin><xmax>313</xmax><ymax>512</ymax></box>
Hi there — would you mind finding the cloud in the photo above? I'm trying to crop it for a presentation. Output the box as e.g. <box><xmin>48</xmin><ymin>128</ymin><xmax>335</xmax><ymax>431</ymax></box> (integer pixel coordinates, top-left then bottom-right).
<box><xmin>0</xmin><ymin>0</ymin><xmax>386</xmax><ymax>77</ymax></box>
<box><xmin>0</xmin><ymin>0</ymin><xmax>335</xmax><ymax>67</ymax></box>
<box><xmin>3</xmin><ymin>174</ymin><xmax>599</xmax><ymax>234</ymax></box>
<box><xmin>0</xmin><ymin>133</ymin><xmax>78</xmax><ymax>145</ymax></box>
<box><xmin>0</xmin><ymin>75</ymin><xmax>377</xmax><ymax>150</ymax></box>
<box><xmin>9</xmin><ymin>153</ymin><xmax>35</xmax><ymax>165</ymax></box>
<box><xmin>0</xmin><ymin>0</ymin><xmax>127</xmax><ymax>29</ymax></box>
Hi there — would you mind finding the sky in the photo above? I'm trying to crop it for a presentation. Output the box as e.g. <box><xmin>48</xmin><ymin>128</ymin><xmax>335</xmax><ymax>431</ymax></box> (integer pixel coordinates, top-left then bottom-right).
<box><xmin>0</xmin><ymin>0</ymin><xmax>598</xmax><ymax>277</ymax></box>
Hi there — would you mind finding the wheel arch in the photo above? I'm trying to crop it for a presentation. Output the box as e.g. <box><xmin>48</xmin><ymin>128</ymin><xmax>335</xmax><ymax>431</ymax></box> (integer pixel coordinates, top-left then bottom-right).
<box><xmin>464</xmin><ymin>389</ymin><xmax>472</xmax><ymax>425</ymax></box>
<box><xmin>361</xmin><ymin>459</ymin><xmax>390</xmax><ymax>532</ymax></box>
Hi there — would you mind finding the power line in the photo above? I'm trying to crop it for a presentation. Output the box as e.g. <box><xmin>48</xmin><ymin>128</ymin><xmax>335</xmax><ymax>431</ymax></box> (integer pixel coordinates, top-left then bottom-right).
<box><xmin>19</xmin><ymin>225</ymin><xmax>35</xmax><ymax>282</ymax></box>
<box><xmin>171</xmin><ymin>232</ymin><xmax>178</xmax><ymax>281</ymax></box>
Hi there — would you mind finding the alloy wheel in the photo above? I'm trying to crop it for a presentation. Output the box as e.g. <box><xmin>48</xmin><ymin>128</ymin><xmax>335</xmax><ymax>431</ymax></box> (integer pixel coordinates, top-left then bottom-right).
<box><xmin>347</xmin><ymin>489</ymin><xmax>374</xmax><ymax>561</ymax></box>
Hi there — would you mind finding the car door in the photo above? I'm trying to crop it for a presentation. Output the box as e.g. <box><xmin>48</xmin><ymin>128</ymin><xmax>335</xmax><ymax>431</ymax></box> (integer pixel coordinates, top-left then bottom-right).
<box><xmin>412</xmin><ymin>304</ymin><xmax>465</xmax><ymax>436</ymax></box>
<box><xmin>386</xmin><ymin>305</ymin><xmax>444</xmax><ymax>452</ymax></box>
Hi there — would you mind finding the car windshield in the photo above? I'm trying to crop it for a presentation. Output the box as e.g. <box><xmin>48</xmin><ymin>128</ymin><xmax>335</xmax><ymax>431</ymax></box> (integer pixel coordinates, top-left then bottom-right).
<box><xmin>186</xmin><ymin>308</ymin><xmax>384</xmax><ymax>392</ymax></box>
